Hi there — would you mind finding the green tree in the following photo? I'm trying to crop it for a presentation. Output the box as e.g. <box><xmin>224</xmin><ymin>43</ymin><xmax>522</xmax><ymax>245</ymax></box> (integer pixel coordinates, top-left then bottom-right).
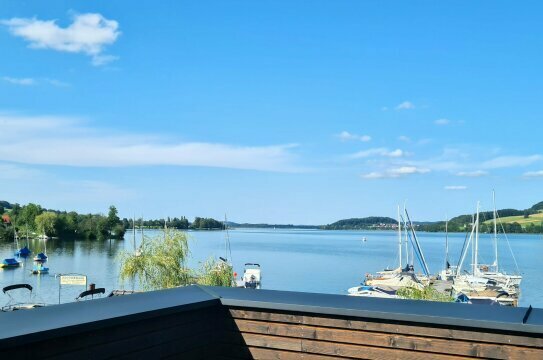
<box><xmin>119</xmin><ymin>229</ymin><xmax>233</xmax><ymax>290</ymax></box>
<box><xmin>107</xmin><ymin>206</ymin><xmax>120</xmax><ymax>230</ymax></box>
<box><xmin>35</xmin><ymin>212</ymin><xmax>58</xmax><ymax>236</ymax></box>
<box><xmin>19</xmin><ymin>203</ymin><xmax>42</xmax><ymax>231</ymax></box>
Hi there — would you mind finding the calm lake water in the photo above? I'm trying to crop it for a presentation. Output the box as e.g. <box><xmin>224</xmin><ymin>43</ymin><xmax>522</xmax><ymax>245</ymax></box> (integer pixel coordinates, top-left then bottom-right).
<box><xmin>0</xmin><ymin>229</ymin><xmax>541</xmax><ymax>307</ymax></box>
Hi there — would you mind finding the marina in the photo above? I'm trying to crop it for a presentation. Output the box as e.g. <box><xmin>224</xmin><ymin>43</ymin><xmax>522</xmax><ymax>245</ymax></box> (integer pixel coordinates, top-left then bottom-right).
<box><xmin>0</xmin><ymin>227</ymin><xmax>541</xmax><ymax>307</ymax></box>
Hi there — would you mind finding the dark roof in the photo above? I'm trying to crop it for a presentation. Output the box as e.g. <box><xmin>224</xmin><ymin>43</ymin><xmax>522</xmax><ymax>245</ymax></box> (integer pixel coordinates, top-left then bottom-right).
<box><xmin>0</xmin><ymin>285</ymin><xmax>542</xmax><ymax>345</ymax></box>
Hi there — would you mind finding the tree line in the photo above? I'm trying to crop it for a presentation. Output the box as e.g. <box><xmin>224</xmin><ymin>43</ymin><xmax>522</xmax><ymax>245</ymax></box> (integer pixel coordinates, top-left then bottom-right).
<box><xmin>0</xmin><ymin>203</ymin><xmax>124</xmax><ymax>241</ymax></box>
<box><xmin>0</xmin><ymin>201</ymin><xmax>227</xmax><ymax>242</ymax></box>
<box><xmin>122</xmin><ymin>216</ymin><xmax>225</xmax><ymax>230</ymax></box>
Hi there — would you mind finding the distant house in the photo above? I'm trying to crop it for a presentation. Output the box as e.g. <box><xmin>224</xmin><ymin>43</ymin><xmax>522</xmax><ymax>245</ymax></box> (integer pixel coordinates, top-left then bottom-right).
<box><xmin>1</xmin><ymin>214</ymin><xmax>11</xmax><ymax>223</ymax></box>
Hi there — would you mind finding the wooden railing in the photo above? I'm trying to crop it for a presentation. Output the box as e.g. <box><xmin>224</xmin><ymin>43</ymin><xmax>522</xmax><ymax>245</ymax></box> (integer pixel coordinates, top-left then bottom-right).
<box><xmin>1</xmin><ymin>286</ymin><xmax>542</xmax><ymax>359</ymax></box>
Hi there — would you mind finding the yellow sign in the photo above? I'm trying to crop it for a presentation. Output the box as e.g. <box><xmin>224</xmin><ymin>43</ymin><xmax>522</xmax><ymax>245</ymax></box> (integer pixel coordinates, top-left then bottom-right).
<box><xmin>60</xmin><ymin>275</ymin><xmax>87</xmax><ymax>286</ymax></box>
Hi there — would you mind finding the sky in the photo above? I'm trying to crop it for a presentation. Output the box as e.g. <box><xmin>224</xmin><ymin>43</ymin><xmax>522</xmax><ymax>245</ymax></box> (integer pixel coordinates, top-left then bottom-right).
<box><xmin>1</xmin><ymin>1</ymin><xmax>543</xmax><ymax>224</ymax></box>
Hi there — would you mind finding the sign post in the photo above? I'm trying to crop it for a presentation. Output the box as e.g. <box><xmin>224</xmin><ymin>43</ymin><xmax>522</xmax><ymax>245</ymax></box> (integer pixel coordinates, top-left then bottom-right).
<box><xmin>58</xmin><ymin>274</ymin><xmax>87</xmax><ymax>304</ymax></box>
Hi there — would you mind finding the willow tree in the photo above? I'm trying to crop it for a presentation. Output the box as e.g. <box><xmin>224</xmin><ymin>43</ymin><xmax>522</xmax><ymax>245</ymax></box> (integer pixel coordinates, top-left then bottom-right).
<box><xmin>119</xmin><ymin>228</ymin><xmax>233</xmax><ymax>291</ymax></box>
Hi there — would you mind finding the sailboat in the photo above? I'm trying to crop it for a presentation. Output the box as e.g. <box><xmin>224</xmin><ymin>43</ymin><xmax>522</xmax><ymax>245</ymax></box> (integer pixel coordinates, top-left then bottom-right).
<box><xmin>348</xmin><ymin>206</ymin><xmax>429</xmax><ymax>296</ymax></box>
<box><xmin>477</xmin><ymin>191</ymin><xmax>522</xmax><ymax>290</ymax></box>
<box><xmin>438</xmin><ymin>217</ymin><xmax>457</xmax><ymax>281</ymax></box>
<box><xmin>452</xmin><ymin>201</ymin><xmax>518</xmax><ymax>306</ymax></box>
<box><xmin>1</xmin><ymin>229</ymin><xmax>22</xmax><ymax>268</ymax></box>
<box><xmin>33</xmin><ymin>231</ymin><xmax>48</xmax><ymax>262</ymax></box>
<box><xmin>15</xmin><ymin>226</ymin><xmax>31</xmax><ymax>258</ymax></box>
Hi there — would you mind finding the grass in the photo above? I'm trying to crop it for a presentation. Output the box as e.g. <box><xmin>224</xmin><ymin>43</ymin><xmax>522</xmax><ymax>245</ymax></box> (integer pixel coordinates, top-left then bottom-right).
<box><xmin>483</xmin><ymin>211</ymin><xmax>543</xmax><ymax>228</ymax></box>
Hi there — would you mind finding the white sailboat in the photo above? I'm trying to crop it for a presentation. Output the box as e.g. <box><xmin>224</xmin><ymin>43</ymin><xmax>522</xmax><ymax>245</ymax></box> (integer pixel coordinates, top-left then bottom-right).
<box><xmin>453</xmin><ymin>201</ymin><xmax>519</xmax><ymax>306</ymax></box>
<box><xmin>348</xmin><ymin>206</ymin><xmax>428</xmax><ymax>296</ymax></box>
<box><xmin>477</xmin><ymin>191</ymin><xmax>522</xmax><ymax>289</ymax></box>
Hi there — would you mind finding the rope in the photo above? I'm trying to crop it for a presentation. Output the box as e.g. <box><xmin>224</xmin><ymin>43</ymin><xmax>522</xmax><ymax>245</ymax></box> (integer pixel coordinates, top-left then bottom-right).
<box><xmin>496</xmin><ymin>211</ymin><xmax>521</xmax><ymax>274</ymax></box>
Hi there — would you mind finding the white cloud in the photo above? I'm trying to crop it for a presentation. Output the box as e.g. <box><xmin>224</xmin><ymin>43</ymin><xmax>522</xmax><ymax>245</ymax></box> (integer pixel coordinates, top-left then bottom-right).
<box><xmin>482</xmin><ymin>155</ymin><xmax>543</xmax><ymax>169</ymax></box>
<box><xmin>444</xmin><ymin>185</ymin><xmax>467</xmax><ymax>190</ymax></box>
<box><xmin>351</xmin><ymin>148</ymin><xmax>405</xmax><ymax>159</ymax></box>
<box><xmin>0</xmin><ymin>114</ymin><xmax>300</xmax><ymax>172</ymax></box>
<box><xmin>2</xmin><ymin>76</ymin><xmax>36</xmax><ymax>85</ymax></box>
<box><xmin>336</xmin><ymin>131</ymin><xmax>371</xmax><ymax>142</ymax></box>
<box><xmin>44</xmin><ymin>78</ymin><xmax>70</xmax><ymax>87</ymax></box>
<box><xmin>456</xmin><ymin>170</ymin><xmax>488</xmax><ymax>177</ymax></box>
<box><xmin>523</xmin><ymin>170</ymin><xmax>543</xmax><ymax>178</ymax></box>
<box><xmin>396</xmin><ymin>101</ymin><xmax>415</xmax><ymax>110</ymax></box>
<box><xmin>434</xmin><ymin>118</ymin><xmax>450</xmax><ymax>125</ymax></box>
<box><xmin>361</xmin><ymin>166</ymin><xmax>430</xmax><ymax>179</ymax></box>
<box><xmin>2</xmin><ymin>76</ymin><xmax>69</xmax><ymax>87</ymax></box>
<box><xmin>1</xmin><ymin>13</ymin><xmax>120</xmax><ymax>66</ymax></box>
<box><xmin>398</xmin><ymin>135</ymin><xmax>411</xmax><ymax>142</ymax></box>
<box><xmin>0</xmin><ymin>163</ymin><xmax>41</xmax><ymax>179</ymax></box>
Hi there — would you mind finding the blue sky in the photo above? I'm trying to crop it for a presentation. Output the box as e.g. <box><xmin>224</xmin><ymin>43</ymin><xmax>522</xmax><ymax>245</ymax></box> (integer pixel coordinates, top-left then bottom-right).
<box><xmin>1</xmin><ymin>1</ymin><xmax>542</xmax><ymax>223</ymax></box>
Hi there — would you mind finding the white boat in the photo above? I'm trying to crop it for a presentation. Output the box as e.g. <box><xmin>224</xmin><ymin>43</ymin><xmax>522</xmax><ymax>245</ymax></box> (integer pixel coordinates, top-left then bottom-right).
<box><xmin>477</xmin><ymin>191</ymin><xmax>522</xmax><ymax>289</ymax></box>
<box><xmin>452</xmin><ymin>200</ymin><xmax>520</xmax><ymax>305</ymax></box>
<box><xmin>348</xmin><ymin>285</ymin><xmax>398</xmax><ymax>298</ymax></box>
<box><xmin>349</xmin><ymin>205</ymin><xmax>430</xmax><ymax>293</ymax></box>
<box><xmin>241</xmin><ymin>263</ymin><xmax>262</xmax><ymax>289</ymax></box>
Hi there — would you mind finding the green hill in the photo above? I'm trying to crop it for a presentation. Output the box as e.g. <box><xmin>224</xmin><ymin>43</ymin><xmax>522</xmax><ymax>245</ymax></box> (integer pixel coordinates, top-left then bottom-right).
<box><xmin>322</xmin><ymin>217</ymin><xmax>396</xmax><ymax>230</ymax></box>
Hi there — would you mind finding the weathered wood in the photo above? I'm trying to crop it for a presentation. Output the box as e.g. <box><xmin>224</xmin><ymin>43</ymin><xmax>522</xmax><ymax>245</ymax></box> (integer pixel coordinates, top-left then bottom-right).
<box><xmin>229</xmin><ymin>318</ymin><xmax>543</xmax><ymax>359</ymax></box>
<box><xmin>301</xmin><ymin>338</ymin><xmax>470</xmax><ymax>360</ymax></box>
<box><xmin>228</xmin><ymin>308</ymin><xmax>543</xmax><ymax>348</ymax></box>
<box><xmin>219</xmin><ymin>343</ymin><xmax>352</xmax><ymax>359</ymax></box>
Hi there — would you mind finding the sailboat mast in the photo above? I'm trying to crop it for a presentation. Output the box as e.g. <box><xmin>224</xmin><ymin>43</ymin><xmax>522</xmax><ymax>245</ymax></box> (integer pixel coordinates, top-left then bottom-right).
<box><xmin>403</xmin><ymin>203</ymin><xmax>409</xmax><ymax>267</ymax></box>
<box><xmin>132</xmin><ymin>215</ymin><xmax>136</xmax><ymax>252</ymax></box>
<box><xmin>445</xmin><ymin>216</ymin><xmax>449</xmax><ymax>269</ymax></box>
<box><xmin>473</xmin><ymin>202</ymin><xmax>480</xmax><ymax>276</ymax></box>
<box><xmin>493</xmin><ymin>190</ymin><xmax>498</xmax><ymax>272</ymax></box>
<box><xmin>141</xmin><ymin>216</ymin><xmax>144</xmax><ymax>247</ymax></box>
<box><xmin>397</xmin><ymin>205</ymin><xmax>402</xmax><ymax>269</ymax></box>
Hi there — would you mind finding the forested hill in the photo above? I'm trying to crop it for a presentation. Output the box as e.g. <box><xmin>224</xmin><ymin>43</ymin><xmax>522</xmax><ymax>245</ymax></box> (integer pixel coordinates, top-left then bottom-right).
<box><xmin>322</xmin><ymin>217</ymin><xmax>397</xmax><ymax>230</ymax></box>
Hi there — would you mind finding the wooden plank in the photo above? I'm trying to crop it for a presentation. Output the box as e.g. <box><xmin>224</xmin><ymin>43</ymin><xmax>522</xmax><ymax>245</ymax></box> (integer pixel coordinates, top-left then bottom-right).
<box><xmin>301</xmin><ymin>338</ymin><xmax>469</xmax><ymax>360</ymax></box>
<box><xmin>220</xmin><ymin>344</ymin><xmax>347</xmax><ymax>360</ymax></box>
<box><xmin>229</xmin><ymin>319</ymin><xmax>543</xmax><ymax>359</ymax></box>
<box><xmin>237</xmin><ymin>332</ymin><xmax>303</xmax><ymax>352</ymax></box>
<box><xmin>227</xmin><ymin>308</ymin><xmax>543</xmax><ymax>348</ymax></box>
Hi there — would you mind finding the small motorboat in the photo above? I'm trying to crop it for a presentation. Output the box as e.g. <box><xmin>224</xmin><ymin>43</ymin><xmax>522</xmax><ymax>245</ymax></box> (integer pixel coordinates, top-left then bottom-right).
<box><xmin>0</xmin><ymin>258</ymin><xmax>21</xmax><ymax>269</ymax></box>
<box><xmin>238</xmin><ymin>263</ymin><xmax>262</xmax><ymax>289</ymax></box>
<box><xmin>31</xmin><ymin>262</ymin><xmax>49</xmax><ymax>275</ymax></box>
<box><xmin>347</xmin><ymin>285</ymin><xmax>398</xmax><ymax>298</ymax></box>
<box><xmin>1</xmin><ymin>284</ymin><xmax>45</xmax><ymax>311</ymax></box>
<box><xmin>34</xmin><ymin>252</ymin><xmax>48</xmax><ymax>262</ymax></box>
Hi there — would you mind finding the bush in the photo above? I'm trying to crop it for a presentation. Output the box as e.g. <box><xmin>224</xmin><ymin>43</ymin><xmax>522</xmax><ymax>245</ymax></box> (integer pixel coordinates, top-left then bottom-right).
<box><xmin>396</xmin><ymin>286</ymin><xmax>453</xmax><ymax>302</ymax></box>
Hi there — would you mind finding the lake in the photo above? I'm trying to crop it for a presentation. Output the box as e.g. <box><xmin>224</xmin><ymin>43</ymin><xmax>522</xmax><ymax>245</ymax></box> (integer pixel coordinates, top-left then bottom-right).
<box><xmin>0</xmin><ymin>229</ymin><xmax>541</xmax><ymax>307</ymax></box>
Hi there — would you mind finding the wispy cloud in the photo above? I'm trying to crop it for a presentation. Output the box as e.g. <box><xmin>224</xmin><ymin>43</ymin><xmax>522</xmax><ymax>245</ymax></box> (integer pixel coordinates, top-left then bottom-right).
<box><xmin>350</xmin><ymin>148</ymin><xmax>405</xmax><ymax>159</ymax></box>
<box><xmin>0</xmin><ymin>114</ymin><xmax>300</xmax><ymax>172</ymax></box>
<box><xmin>457</xmin><ymin>170</ymin><xmax>488</xmax><ymax>177</ymax></box>
<box><xmin>0</xmin><ymin>162</ymin><xmax>41</xmax><ymax>179</ymax></box>
<box><xmin>444</xmin><ymin>185</ymin><xmax>467</xmax><ymax>190</ymax></box>
<box><xmin>482</xmin><ymin>155</ymin><xmax>543</xmax><ymax>169</ymax></box>
<box><xmin>396</xmin><ymin>101</ymin><xmax>415</xmax><ymax>110</ymax></box>
<box><xmin>361</xmin><ymin>166</ymin><xmax>430</xmax><ymax>179</ymax></box>
<box><xmin>398</xmin><ymin>135</ymin><xmax>411</xmax><ymax>143</ymax></box>
<box><xmin>336</xmin><ymin>131</ymin><xmax>371</xmax><ymax>142</ymax></box>
<box><xmin>2</xmin><ymin>76</ymin><xmax>36</xmax><ymax>86</ymax></box>
<box><xmin>523</xmin><ymin>170</ymin><xmax>543</xmax><ymax>178</ymax></box>
<box><xmin>1</xmin><ymin>13</ymin><xmax>120</xmax><ymax>66</ymax></box>
<box><xmin>2</xmin><ymin>76</ymin><xmax>70</xmax><ymax>87</ymax></box>
<box><xmin>434</xmin><ymin>118</ymin><xmax>450</xmax><ymax>125</ymax></box>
